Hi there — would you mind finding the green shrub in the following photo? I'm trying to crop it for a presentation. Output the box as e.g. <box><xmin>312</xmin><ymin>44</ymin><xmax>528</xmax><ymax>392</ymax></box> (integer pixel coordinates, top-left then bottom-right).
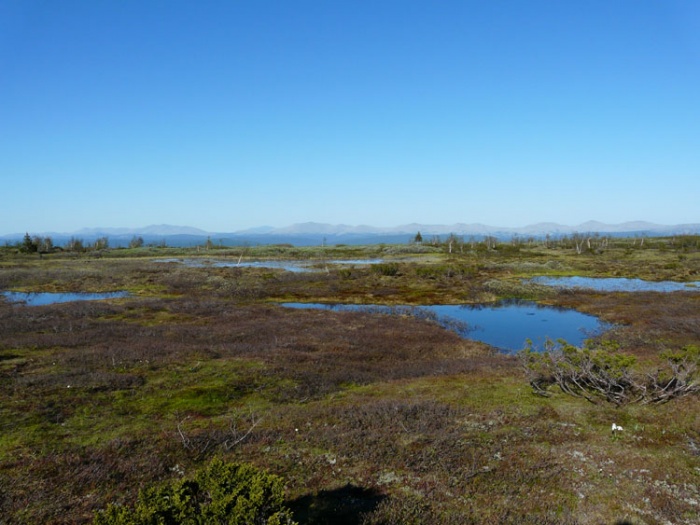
<box><xmin>414</xmin><ymin>264</ymin><xmax>478</xmax><ymax>280</ymax></box>
<box><xmin>371</xmin><ymin>263</ymin><xmax>400</xmax><ymax>277</ymax></box>
<box><xmin>414</xmin><ymin>265</ymin><xmax>446</xmax><ymax>279</ymax></box>
<box><xmin>94</xmin><ymin>458</ymin><xmax>297</xmax><ymax>525</ymax></box>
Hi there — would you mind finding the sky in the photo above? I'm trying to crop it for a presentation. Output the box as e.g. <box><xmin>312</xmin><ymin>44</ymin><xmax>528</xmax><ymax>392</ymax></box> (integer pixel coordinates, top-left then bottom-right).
<box><xmin>1</xmin><ymin>0</ymin><xmax>699</xmax><ymax>234</ymax></box>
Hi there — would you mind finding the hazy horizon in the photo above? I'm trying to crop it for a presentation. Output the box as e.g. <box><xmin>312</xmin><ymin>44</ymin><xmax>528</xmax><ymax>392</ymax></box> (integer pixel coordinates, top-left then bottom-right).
<box><xmin>3</xmin><ymin>218</ymin><xmax>700</xmax><ymax>239</ymax></box>
<box><xmin>2</xmin><ymin>2</ymin><xmax>699</xmax><ymax>233</ymax></box>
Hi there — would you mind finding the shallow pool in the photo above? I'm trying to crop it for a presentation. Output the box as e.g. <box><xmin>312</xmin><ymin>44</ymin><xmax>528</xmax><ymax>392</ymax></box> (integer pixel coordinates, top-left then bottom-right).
<box><xmin>154</xmin><ymin>258</ymin><xmax>383</xmax><ymax>272</ymax></box>
<box><xmin>527</xmin><ymin>276</ymin><xmax>700</xmax><ymax>292</ymax></box>
<box><xmin>281</xmin><ymin>300</ymin><xmax>609</xmax><ymax>353</ymax></box>
<box><xmin>1</xmin><ymin>291</ymin><xmax>130</xmax><ymax>306</ymax></box>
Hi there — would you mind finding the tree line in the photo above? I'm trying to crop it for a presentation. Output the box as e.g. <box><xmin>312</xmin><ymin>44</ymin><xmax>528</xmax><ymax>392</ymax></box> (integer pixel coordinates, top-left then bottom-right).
<box><xmin>411</xmin><ymin>231</ymin><xmax>700</xmax><ymax>254</ymax></box>
<box><xmin>14</xmin><ymin>233</ymin><xmax>147</xmax><ymax>254</ymax></box>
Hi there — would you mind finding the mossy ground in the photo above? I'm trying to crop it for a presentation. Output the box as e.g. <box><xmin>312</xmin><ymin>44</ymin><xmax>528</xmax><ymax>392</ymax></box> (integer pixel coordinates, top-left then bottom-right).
<box><xmin>1</xmin><ymin>238</ymin><xmax>699</xmax><ymax>523</ymax></box>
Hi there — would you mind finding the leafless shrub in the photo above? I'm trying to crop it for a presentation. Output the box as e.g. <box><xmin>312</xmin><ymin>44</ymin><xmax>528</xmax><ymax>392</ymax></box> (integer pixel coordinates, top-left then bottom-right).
<box><xmin>521</xmin><ymin>340</ymin><xmax>700</xmax><ymax>405</ymax></box>
<box><xmin>176</xmin><ymin>410</ymin><xmax>263</xmax><ymax>459</ymax></box>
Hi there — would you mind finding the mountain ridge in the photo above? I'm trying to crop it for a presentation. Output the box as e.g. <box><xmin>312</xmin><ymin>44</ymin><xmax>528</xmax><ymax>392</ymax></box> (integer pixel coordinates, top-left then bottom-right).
<box><xmin>3</xmin><ymin>221</ymin><xmax>700</xmax><ymax>239</ymax></box>
<box><xmin>237</xmin><ymin>221</ymin><xmax>700</xmax><ymax>237</ymax></box>
<box><xmin>75</xmin><ymin>224</ymin><xmax>210</xmax><ymax>236</ymax></box>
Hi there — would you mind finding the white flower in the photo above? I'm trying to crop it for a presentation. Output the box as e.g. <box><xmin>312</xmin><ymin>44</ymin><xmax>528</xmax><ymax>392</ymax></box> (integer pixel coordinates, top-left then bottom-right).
<box><xmin>611</xmin><ymin>423</ymin><xmax>623</xmax><ymax>432</ymax></box>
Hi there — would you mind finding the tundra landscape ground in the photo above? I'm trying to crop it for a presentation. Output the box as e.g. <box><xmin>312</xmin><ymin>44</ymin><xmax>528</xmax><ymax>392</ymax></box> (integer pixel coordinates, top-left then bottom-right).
<box><xmin>1</xmin><ymin>236</ymin><xmax>700</xmax><ymax>524</ymax></box>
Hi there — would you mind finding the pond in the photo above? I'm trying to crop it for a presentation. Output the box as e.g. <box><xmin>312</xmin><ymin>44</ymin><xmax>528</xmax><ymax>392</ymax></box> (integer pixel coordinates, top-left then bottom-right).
<box><xmin>1</xmin><ymin>291</ymin><xmax>130</xmax><ymax>307</ymax></box>
<box><xmin>526</xmin><ymin>276</ymin><xmax>700</xmax><ymax>293</ymax></box>
<box><xmin>281</xmin><ymin>300</ymin><xmax>610</xmax><ymax>353</ymax></box>
<box><xmin>154</xmin><ymin>258</ymin><xmax>311</xmax><ymax>272</ymax></box>
<box><xmin>154</xmin><ymin>258</ymin><xmax>383</xmax><ymax>272</ymax></box>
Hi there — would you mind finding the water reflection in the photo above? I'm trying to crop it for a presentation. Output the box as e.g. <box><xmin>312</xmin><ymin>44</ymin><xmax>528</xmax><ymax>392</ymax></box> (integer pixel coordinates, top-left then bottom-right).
<box><xmin>1</xmin><ymin>291</ymin><xmax>130</xmax><ymax>306</ymax></box>
<box><xmin>281</xmin><ymin>299</ymin><xmax>609</xmax><ymax>353</ymax></box>
<box><xmin>154</xmin><ymin>258</ymin><xmax>383</xmax><ymax>272</ymax></box>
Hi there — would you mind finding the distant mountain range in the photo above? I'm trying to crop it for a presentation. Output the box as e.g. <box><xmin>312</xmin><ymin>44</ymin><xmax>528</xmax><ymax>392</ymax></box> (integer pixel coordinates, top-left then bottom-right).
<box><xmin>244</xmin><ymin>220</ymin><xmax>700</xmax><ymax>236</ymax></box>
<box><xmin>3</xmin><ymin>221</ymin><xmax>699</xmax><ymax>247</ymax></box>
<box><xmin>74</xmin><ymin>224</ymin><xmax>210</xmax><ymax>236</ymax></box>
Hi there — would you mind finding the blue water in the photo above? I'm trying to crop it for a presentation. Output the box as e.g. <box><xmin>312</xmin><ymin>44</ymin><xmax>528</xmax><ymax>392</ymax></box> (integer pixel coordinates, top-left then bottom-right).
<box><xmin>220</xmin><ymin>261</ymin><xmax>312</xmax><ymax>272</ymax></box>
<box><xmin>1</xmin><ymin>291</ymin><xmax>130</xmax><ymax>306</ymax></box>
<box><xmin>330</xmin><ymin>259</ymin><xmax>384</xmax><ymax>265</ymax></box>
<box><xmin>527</xmin><ymin>276</ymin><xmax>700</xmax><ymax>292</ymax></box>
<box><xmin>154</xmin><ymin>258</ymin><xmax>312</xmax><ymax>272</ymax></box>
<box><xmin>281</xmin><ymin>300</ymin><xmax>609</xmax><ymax>353</ymax></box>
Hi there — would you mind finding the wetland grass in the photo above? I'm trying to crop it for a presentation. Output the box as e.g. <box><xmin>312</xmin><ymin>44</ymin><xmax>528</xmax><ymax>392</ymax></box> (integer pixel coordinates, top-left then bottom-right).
<box><xmin>1</xmin><ymin>239</ymin><xmax>699</xmax><ymax>523</ymax></box>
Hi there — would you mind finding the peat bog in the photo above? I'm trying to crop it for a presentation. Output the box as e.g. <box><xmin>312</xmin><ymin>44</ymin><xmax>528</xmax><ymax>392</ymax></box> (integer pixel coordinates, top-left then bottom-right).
<box><xmin>1</xmin><ymin>236</ymin><xmax>700</xmax><ymax>524</ymax></box>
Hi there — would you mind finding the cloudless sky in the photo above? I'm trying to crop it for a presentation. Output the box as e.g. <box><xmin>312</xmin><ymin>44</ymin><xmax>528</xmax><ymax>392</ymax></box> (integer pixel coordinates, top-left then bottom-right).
<box><xmin>1</xmin><ymin>0</ymin><xmax>699</xmax><ymax>233</ymax></box>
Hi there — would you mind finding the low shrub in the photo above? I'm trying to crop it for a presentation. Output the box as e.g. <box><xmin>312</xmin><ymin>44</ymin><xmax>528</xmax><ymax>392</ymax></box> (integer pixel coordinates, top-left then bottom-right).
<box><xmin>520</xmin><ymin>340</ymin><xmax>700</xmax><ymax>406</ymax></box>
<box><xmin>93</xmin><ymin>458</ymin><xmax>297</xmax><ymax>524</ymax></box>
<box><xmin>371</xmin><ymin>263</ymin><xmax>400</xmax><ymax>277</ymax></box>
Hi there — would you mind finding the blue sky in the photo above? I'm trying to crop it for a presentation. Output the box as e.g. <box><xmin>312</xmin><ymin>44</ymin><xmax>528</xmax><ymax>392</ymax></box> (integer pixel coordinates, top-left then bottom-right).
<box><xmin>1</xmin><ymin>0</ymin><xmax>699</xmax><ymax>234</ymax></box>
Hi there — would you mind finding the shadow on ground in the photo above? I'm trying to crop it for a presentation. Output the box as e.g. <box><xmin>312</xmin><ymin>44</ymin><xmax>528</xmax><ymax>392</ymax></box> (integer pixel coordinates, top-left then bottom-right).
<box><xmin>289</xmin><ymin>484</ymin><xmax>386</xmax><ymax>525</ymax></box>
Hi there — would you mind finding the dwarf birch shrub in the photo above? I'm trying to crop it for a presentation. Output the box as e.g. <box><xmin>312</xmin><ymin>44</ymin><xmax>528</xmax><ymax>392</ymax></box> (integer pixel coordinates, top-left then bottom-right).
<box><xmin>520</xmin><ymin>340</ymin><xmax>700</xmax><ymax>406</ymax></box>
